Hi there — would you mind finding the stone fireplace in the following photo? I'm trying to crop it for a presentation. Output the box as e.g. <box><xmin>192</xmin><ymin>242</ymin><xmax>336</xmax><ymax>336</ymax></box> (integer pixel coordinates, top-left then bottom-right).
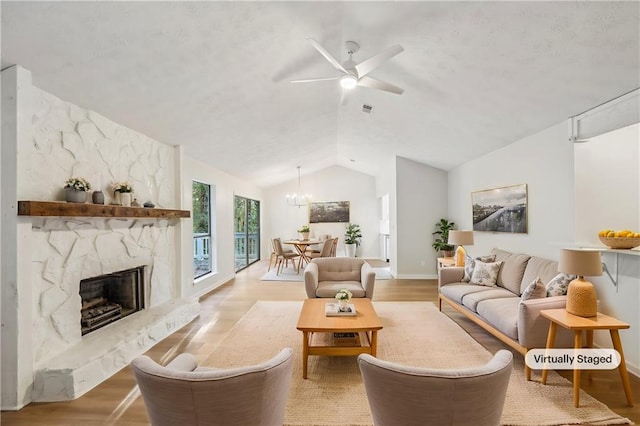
<box><xmin>80</xmin><ymin>266</ymin><xmax>145</xmax><ymax>336</ymax></box>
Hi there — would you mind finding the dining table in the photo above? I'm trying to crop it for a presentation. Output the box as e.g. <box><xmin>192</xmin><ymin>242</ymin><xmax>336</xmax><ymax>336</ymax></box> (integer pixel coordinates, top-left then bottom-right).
<box><xmin>282</xmin><ymin>239</ymin><xmax>322</xmax><ymax>271</ymax></box>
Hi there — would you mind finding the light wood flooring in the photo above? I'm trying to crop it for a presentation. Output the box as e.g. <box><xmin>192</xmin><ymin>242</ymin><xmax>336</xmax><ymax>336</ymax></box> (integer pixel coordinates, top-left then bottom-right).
<box><xmin>2</xmin><ymin>260</ymin><xmax>639</xmax><ymax>425</ymax></box>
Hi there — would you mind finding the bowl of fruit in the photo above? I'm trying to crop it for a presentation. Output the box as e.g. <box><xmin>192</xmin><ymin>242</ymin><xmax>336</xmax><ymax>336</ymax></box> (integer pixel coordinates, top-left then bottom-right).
<box><xmin>598</xmin><ymin>229</ymin><xmax>640</xmax><ymax>249</ymax></box>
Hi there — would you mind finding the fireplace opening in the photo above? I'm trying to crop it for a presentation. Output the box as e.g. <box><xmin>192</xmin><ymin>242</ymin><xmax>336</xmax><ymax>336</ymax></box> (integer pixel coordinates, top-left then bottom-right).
<box><xmin>79</xmin><ymin>266</ymin><xmax>145</xmax><ymax>336</ymax></box>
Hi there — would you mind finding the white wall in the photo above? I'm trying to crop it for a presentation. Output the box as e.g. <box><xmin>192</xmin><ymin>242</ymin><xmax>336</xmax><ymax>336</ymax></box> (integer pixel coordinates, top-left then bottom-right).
<box><xmin>263</xmin><ymin>166</ymin><xmax>378</xmax><ymax>259</ymax></box>
<box><xmin>448</xmin><ymin>120</ymin><xmax>640</xmax><ymax>375</ymax></box>
<box><xmin>574</xmin><ymin>122</ymin><xmax>640</xmax><ymax>375</ymax></box>
<box><xmin>395</xmin><ymin>157</ymin><xmax>448</xmax><ymax>278</ymax></box>
<box><xmin>180</xmin><ymin>155</ymin><xmax>263</xmax><ymax>298</ymax></box>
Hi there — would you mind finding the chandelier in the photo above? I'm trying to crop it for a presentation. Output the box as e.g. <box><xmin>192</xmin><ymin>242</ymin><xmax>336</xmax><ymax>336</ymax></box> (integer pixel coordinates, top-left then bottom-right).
<box><xmin>286</xmin><ymin>166</ymin><xmax>312</xmax><ymax>207</ymax></box>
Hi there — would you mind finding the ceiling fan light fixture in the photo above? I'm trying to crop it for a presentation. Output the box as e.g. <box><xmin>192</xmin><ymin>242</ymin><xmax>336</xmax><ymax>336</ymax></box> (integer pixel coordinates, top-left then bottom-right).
<box><xmin>340</xmin><ymin>75</ymin><xmax>358</xmax><ymax>89</ymax></box>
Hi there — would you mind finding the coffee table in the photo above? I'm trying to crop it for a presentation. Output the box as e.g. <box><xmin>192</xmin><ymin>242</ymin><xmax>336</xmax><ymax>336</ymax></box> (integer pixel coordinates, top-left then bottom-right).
<box><xmin>296</xmin><ymin>298</ymin><xmax>383</xmax><ymax>379</ymax></box>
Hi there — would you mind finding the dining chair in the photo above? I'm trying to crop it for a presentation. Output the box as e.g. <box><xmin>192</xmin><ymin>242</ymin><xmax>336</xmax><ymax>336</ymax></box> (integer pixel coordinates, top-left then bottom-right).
<box><xmin>308</xmin><ymin>238</ymin><xmax>333</xmax><ymax>259</ymax></box>
<box><xmin>267</xmin><ymin>238</ymin><xmax>294</xmax><ymax>271</ymax></box>
<box><xmin>330</xmin><ymin>237</ymin><xmax>338</xmax><ymax>257</ymax></box>
<box><xmin>273</xmin><ymin>238</ymin><xmax>300</xmax><ymax>274</ymax></box>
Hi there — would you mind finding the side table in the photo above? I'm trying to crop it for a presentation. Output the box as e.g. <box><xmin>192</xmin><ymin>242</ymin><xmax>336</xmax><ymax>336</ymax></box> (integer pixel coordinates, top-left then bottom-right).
<box><xmin>437</xmin><ymin>257</ymin><xmax>455</xmax><ymax>270</ymax></box>
<box><xmin>540</xmin><ymin>308</ymin><xmax>634</xmax><ymax>408</ymax></box>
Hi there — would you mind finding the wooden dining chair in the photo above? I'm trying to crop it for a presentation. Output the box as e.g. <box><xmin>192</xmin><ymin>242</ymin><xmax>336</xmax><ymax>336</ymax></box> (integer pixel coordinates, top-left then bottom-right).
<box><xmin>308</xmin><ymin>238</ymin><xmax>334</xmax><ymax>259</ymax></box>
<box><xmin>330</xmin><ymin>237</ymin><xmax>338</xmax><ymax>257</ymax></box>
<box><xmin>273</xmin><ymin>238</ymin><xmax>300</xmax><ymax>274</ymax></box>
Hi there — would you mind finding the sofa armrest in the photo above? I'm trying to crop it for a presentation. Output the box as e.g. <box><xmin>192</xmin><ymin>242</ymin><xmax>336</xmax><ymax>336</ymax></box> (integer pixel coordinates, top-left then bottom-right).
<box><xmin>361</xmin><ymin>262</ymin><xmax>376</xmax><ymax>299</ymax></box>
<box><xmin>304</xmin><ymin>263</ymin><xmax>319</xmax><ymax>298</ymax></box>
<box><xmin>517</xmin><ymin>296</ymin><xmax>573</xmax><ymax>349</ymax></box>
<box><xmin>438</xmin><ymin>267</ymin><xmax>464</xmax><ymax>288</ymax></box>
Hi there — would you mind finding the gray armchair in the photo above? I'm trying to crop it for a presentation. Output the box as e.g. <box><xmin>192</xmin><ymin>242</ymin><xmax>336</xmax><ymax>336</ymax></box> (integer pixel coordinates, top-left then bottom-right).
<box><xmin>131</xmin><ymin>348</ymin><xmax>293</xmax><ymax>426</ymax></box>
<box><xmin>304</xmin><ymin>257</ymin><xmax>375</xmax><ymax>298</ymax></box>
<box><xmin>357</xmin><ymin>349</ymin><xmax>513</xmax><ymax>426</ymax></box>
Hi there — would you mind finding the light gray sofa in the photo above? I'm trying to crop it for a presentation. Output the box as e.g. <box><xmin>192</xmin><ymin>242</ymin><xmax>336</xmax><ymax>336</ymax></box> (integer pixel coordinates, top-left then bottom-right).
<box><xmin>438</xmin><ymin>248</ymin><xmax>573</xmax><ymax>379</ymax></box>
<box><xmin>304</xmin><ymin>257</ymin><xmax>375</xmax><ymax>298</ymax></box>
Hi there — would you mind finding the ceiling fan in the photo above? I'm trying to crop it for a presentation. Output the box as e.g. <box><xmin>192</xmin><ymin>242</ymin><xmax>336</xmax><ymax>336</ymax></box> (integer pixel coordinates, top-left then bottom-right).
<box><xmin>291</xmin><ymin>38</ymin><xmax>404</xmax><ymax>95</ymax></box>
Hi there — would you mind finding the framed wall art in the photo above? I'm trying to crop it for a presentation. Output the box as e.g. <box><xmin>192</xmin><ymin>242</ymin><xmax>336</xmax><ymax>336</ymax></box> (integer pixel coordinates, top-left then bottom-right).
<box><xmin>471</xmin><ymin>184</ymin><xmax>528</xmax><ymax>233</ymax></box>
<box><xmin>309</xmin><ymin>201</ymin><xmax>350</xmax><ymax>223</ymax></box>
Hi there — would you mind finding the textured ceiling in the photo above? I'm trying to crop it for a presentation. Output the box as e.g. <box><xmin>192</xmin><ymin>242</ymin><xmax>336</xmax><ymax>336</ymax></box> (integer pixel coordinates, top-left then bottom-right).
<box><xmin>2</xmin><ymin>1</ymin><xmax>639</xmax><ymax>187</ymax></box>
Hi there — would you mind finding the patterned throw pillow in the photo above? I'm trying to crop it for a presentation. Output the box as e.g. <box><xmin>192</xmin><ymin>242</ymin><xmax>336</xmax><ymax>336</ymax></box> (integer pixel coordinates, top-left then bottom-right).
<box><xmin>520</xmin><ymin>277</ymin><xmax>547</xmax><ymax>303</ymax></box>
<box><xmin>546</xmin><ymin>273</ymin><xmax>575</xmax><ymax>297</ymax></box>
<box><xmin>462</xmin><ymin>254</ymin><xmax>496</xmax><ymax>282</ymax></box>
<box><xmin>470</xmin><ymin>261</ymin><xmax>502</xmax><ymax>287</ymax></box>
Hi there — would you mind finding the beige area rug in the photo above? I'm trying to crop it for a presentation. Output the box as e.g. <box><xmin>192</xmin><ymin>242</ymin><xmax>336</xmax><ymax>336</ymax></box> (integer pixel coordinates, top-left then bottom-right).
<box><xmin>204</xmin><ymin>301</ymin><xmax>631</xmax><ymax>426</ymax></box>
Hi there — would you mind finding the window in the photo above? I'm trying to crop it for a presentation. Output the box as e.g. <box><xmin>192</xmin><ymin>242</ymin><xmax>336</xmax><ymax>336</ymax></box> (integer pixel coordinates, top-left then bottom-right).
<box><xmin>234</xmin><ymin>196</ymin><xmax>260</xmax><ymax>271</ymax></box>
<box><xmin>193</xmin><ymin>181</ymin><xmax>214</xmax><ymax>279</ymax></box>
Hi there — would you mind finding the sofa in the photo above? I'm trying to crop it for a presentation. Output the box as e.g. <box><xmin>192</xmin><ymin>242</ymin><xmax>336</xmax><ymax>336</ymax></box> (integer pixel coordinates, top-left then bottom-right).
<box><xmin>438</xmin><ymin>248</ymin><xmax>573</xmax><ymax>379</ymax></box>
<box><xmin>304</xmin><ymin>257</ymin><xmax>375</xmax><ymax>298</ymax></box>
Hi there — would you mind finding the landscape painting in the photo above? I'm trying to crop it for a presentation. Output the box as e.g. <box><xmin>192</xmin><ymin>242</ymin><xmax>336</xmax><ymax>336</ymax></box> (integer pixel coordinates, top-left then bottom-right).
<box><xmin>309</xmin><ymin>201</ymin><xmax>350</xmax><ymax>223</ymax></box>
<box><xmin>472</xmin><ymin>184</ymin><xmax>528</xmax><ymax>233</ymax></box>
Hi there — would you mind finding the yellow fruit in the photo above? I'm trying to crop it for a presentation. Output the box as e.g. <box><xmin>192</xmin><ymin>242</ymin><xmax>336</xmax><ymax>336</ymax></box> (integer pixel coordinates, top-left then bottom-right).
<box><xmin>607</xmin><ymin>231</ymin><xmax>615</xmax><ymax>237</ymax></box>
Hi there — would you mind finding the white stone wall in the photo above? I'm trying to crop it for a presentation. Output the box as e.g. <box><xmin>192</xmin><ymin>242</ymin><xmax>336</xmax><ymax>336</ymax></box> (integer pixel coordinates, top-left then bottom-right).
<box><xmin>14</xmin><ymin>85</ymin><xmax>197</xmax><ymax>401</ymax></box>
<box><xmin>23</xmin><ymin>88</ymin><xmax>175</xmax><ymax>206</ymax></box>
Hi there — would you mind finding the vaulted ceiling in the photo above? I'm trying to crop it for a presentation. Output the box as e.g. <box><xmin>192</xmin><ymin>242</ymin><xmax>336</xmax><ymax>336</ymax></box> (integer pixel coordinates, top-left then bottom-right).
<box><xmin>2</xmin><ymin>1</ymin><xmax>639</xmax><ymax>187</ymax></box>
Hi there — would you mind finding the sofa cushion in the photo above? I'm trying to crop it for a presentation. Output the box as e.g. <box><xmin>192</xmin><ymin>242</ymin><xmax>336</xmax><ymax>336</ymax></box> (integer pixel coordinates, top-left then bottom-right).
<box><xmin>440</xmin><ymin>284</ymin><xmax>493</xmax><ymax>304</ymax></box>
<box><xmin>495</xmin><ymin>252</ymin><xmax>530</xmax><ymax>295</ymax></box>
<box><xmin>316</xmin><ymin>281</ymin><xmax>366</xmax><ymax>298</ymax></box>
<box><xmin>476</xmin><ymin>297</ymin><xmax>520</xmax><ymax>340</ymax></box>
<box><xmin>463</xmin><ymin>254</ymin><xmax>496</xmax><ymax>282</ymax></box>
<box><xmin>492</xmin><ymin>248</ymin><xmax>513</xmax><ymax>263</ymax></box>
<box><xmin>520</xmin><ymin>277</ymin><xmax>546</xmax><ymax>303</ymax></box>
<box><xmin>546</xmin><ymin>273</ymin><xmax>575</xmax><ymax>297</ymax></box>
<box><xmin>520</xmin><ymin>257</ymin><xmax>559</xmax><ymax>294</ymax></box>
<box><xmin>470</xmin><ymin>261</ymin><xmax>502</xmax><ymax>287</ymax></box>
<box><xmin>462</xmin><ymin>288</ymin><xmax>516</xmax><ymax>312</ymax></box>
<box><xmin>316</xmin><ymin>258</ymin><xmax>363</xmax><ymax>282</ymax></box>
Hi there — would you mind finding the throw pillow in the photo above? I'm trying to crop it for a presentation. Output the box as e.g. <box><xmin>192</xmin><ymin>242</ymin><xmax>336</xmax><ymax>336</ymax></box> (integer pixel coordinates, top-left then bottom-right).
<box><xmin>462</xmin><ymin>254</ymin><xmax>497</xmax><ymax>282</ymax></box>
<box><xmin>520</xmin><ymin>277</ymin><xmax>547</xmax><ymax>303</ymax></box>
<box><xmin>546</xmin><ymin>273</ymin><xmax>575</xmax><ymax>297</ymax></box>
<box><xmin>470</xmin><ymin>261</ymin><xmax>502</xmax><ymax>287</ymax></box>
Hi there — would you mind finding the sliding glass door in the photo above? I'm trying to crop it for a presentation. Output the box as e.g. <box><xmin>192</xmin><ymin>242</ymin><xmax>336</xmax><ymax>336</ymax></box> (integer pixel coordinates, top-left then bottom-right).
<box><xmin>234</xmin><ymin>196</ymin><xmax>260</xmax><ymax>271</ymax></box>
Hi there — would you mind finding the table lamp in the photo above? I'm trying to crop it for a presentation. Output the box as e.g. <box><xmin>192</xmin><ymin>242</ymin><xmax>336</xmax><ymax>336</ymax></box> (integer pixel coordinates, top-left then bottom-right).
<box><xmin>558</xmin><ymin>248</ymin><xmax>602</xmax><ymax>317</ymax></box>
<box><xmin>448</xmin><ymin>230</ymin><xmax>474</xmax><ymax>267</ymax></box>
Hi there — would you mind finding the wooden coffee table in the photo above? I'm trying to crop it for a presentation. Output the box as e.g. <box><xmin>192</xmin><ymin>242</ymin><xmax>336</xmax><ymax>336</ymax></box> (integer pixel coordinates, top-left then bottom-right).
<box><xmin>296</xmin><ymin>298</ymin><xmax>383</xmax><ymax>379</ymax></box>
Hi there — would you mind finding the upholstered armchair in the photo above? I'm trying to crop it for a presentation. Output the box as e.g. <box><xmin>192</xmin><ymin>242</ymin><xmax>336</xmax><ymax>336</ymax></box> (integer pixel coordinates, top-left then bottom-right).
<box><xmin>131</xmin><ymin>348</ymin><xmax>294</xmax><ymax>426</ymax></box>
<box><xmin>304</xmin><ymin>257</ymin><xmax>375</xmax><ymax>298</ymax></box>
<box><xmin>357</xmin><ymin>349</ymin><xmax>513</xmax><ymax>426</ymax></box>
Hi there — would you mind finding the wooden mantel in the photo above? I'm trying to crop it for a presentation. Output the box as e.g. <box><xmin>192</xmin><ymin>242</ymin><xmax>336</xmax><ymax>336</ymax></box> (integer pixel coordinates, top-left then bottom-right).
<box><xmin>18</xmin><ymin>201</ymin><xmax>190</xmax><ymax>219</ymax></box>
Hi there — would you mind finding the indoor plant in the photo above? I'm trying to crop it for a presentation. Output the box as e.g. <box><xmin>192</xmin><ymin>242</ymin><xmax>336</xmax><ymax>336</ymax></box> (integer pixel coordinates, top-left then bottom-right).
<box><xmin>64</xmin><ymin>177</ymin><xmax>91</xmax><ymax>203</ymax></box>
<box><xmin>113</xmin><ymin>181</ymin><xmax>134</xmax><ymax>207</ymax></box>
<box><xmin>432</xmin><ymin>218</ymin><xmax>455</xmax><ymax>257</ymax></box>
<box><xmin>344</xmin><ymin>223</ymin><xmax>362</xmax><ymax>257</ymax></box>
<box><xmin>298</xmin><ymin>225</ymin><xmax>311</xmax><ymax>240</ymax></box>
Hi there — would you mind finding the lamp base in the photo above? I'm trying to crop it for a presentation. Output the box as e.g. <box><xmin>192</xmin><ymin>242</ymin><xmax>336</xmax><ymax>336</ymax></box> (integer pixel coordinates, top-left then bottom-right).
<box><xmin>454</xmin><ymin>246</ymin><xmax>467</xmax><ymax>267</ymax></box>
<box><xmin>566</xmin><ymin>277</ymin><xmax>598</xmax><ymax>317</ymax></box>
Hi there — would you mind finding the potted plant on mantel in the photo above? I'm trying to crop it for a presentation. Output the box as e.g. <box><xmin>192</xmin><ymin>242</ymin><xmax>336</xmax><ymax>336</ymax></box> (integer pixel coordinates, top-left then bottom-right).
<box><xmin>344</xmin><ymin>223</ymin><xmax>362</xmax><ymax>257</ymax></box>
<box><xmin>432</xmin><ymin>218</ymin><xmax>455</xmax><ymax>258</ymax></box>
<box><xmin>64</xmin><ymin>177</ymin><xmax>92</xmax><ymax>203</ymax></box>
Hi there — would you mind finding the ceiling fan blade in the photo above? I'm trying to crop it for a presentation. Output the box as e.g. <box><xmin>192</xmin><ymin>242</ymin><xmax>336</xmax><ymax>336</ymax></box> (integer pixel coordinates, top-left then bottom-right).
<box><xmin>308</xmin><ymin>38</ymin><xmax>348</xmax><ymax>74</ymax></box>
<box><xmin>354</xmin><ymin>45</ymin><xmax>404</xmax><ymax>78</ymax></box>
<box><xmin>290</xmin><ymin>77</ymin><xmax>341</xmax><ymax>83</ymax></box>
<box><xmin>357</xmin><ymin>76</ymin><xmax>404</xmax><ymax>95</ymax></box>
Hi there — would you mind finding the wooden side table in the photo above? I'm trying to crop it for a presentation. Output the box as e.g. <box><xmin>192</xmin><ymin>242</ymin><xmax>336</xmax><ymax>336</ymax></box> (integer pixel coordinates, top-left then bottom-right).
<box><xmin>540</xmin><ymin>308</ymin><xmax>634</xmax><ymax>408</ymax></box>
<box><xmin>437</xmin><ymin>257</ymin><xmax>455</xmax><ymax>270</ymax></box>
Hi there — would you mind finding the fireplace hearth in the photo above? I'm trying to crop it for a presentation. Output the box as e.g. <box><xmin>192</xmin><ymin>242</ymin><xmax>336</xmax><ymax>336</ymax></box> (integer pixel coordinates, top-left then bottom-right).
<box><xmin>79</xmin><ymin>266</ymin><xmax>145</xmax><ymax>335</ymax></box>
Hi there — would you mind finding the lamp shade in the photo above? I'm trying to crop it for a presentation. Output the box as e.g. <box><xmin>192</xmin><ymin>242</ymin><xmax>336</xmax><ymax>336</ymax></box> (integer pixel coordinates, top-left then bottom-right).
<box><xmin>558</xmin><ymin>249</ymin><xmax>603</xmax><ymax>277</ymax></box>
<box><xmin>448</xmin><ymin>230</ymin><xmax>474</xmax><ymax>246</ymax></box>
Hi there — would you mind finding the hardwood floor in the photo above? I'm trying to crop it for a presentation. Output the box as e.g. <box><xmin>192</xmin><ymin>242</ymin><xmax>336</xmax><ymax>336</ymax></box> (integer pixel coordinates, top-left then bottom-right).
<box><xmin>2</xmin><ymin>260</ymin><xmax>638</xmax><ymax>425</ymax></box>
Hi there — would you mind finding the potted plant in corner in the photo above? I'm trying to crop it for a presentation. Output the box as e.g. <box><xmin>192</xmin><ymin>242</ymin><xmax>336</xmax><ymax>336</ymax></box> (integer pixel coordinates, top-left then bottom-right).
<box><xmin>432</xmin><ymin>218</ymin><xmax>455</xmax><ymax>258</ymax></box>
<box><xmin>344</xmin><ymin>223</ymin><xmax>362</xmax><ymax>257</ymax></box>
<box><xmin>298</xmin><ymin>225</ymin><xmax>311</xmax><ymax>240</ymax></box>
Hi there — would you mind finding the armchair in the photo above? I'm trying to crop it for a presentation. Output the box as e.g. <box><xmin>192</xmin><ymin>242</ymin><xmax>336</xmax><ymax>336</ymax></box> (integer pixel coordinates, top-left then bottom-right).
<box><xmin>131</xmin><ymin>348</ymin><xmax>294</xmax><ymax>426</ymax></box>
<box><xmin>358</xmin><ymin>350</ymin><xmax>513</xmax><ymax>426</ymax></box>
<box><xmin>304</xmin><ymin>257</ymin><xmax>375</xmax><ymax>298</ymax></box>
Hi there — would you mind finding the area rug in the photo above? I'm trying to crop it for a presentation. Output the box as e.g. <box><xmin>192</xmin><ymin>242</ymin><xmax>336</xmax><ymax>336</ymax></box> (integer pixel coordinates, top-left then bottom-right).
<box><xmin>204</xmin><ymin>301</ymin><xmax>631</xmax><ymax>425</ymax></box>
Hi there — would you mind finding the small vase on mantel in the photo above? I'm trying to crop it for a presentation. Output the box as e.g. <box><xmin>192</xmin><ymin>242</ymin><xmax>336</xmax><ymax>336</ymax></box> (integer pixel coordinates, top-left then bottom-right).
<box><xmin>119</xmin><ymin>192</ymin><xmax>132</xmax><ymax>207</ymax></box>
<box><xmin>92</xmin><ymin>190</ymin><xmax>105</xmax><ymax>204</ymax></box>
